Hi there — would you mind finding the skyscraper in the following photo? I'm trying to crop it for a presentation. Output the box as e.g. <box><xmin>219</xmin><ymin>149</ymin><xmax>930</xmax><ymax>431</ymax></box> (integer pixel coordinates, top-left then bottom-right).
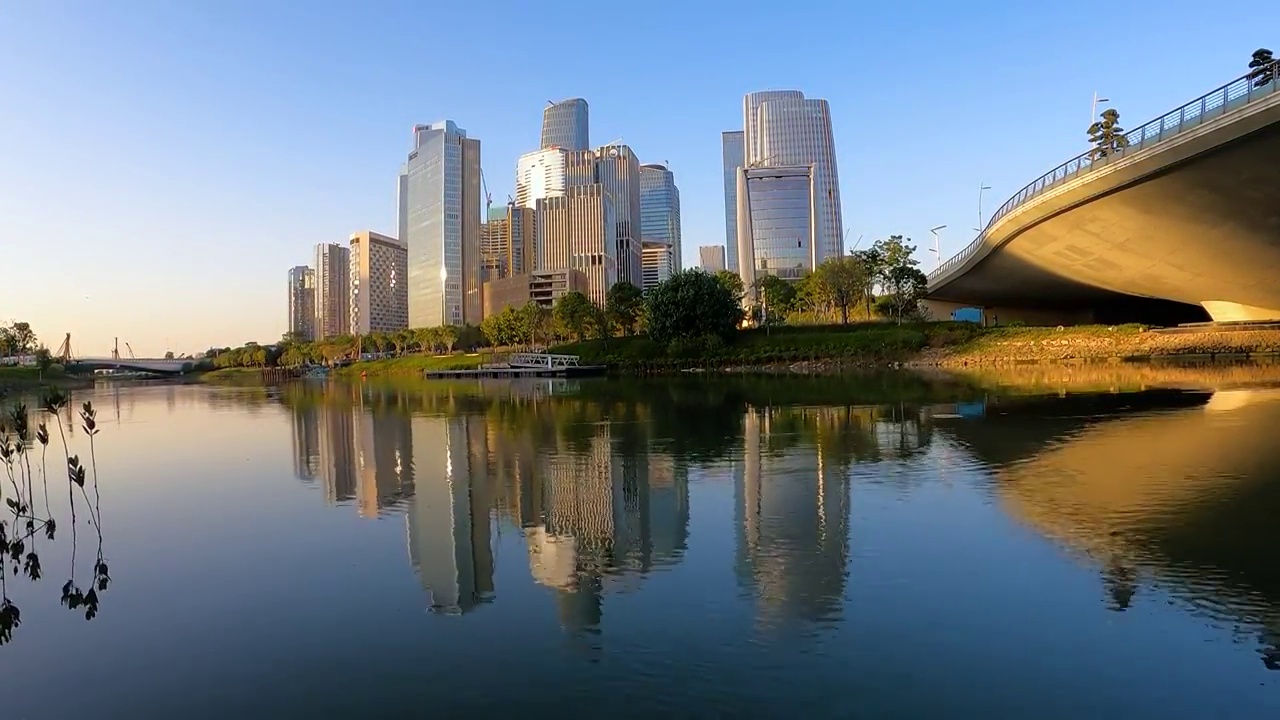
<box><xmin>480</xmin><ymin>203</ymin><xmax>534</xmax><ymax>281</ymax></box>
<box><xmin>287</xmin><ymin>265</ymin><xmax>315</xmax><ymax>341</ymax></box>
<box><xmin>540</xmin><ymin>98</ymin><xmax>589</xmax><ymax>151</ymax></box>
<box><xmin>535</xmin><ymin>184</ymin><xmax>617</xmax><ymax>306</ymax></box>
<box><xmin>742</xmin><ymin>91</ymin><xmax>844</xmax><ymax>262</ymax></box>
<box><xmin>314</xmin><ymin>243</ymin><xmax>350</xmax><ymax>340</ymax></box>
<box><xmin>639</xmin><ymin>163</ymin><xmax>682</xmax><ymax>272</ymax></box>
<box><xmin>736</xmin><ymin>165</ymin><xmax>816</xmax><ymax>295</ymax></box>
<box><xmin>699</xmin><ymin>245</ymin><xmax>726</xmax><ymax>273</ymax></box>
<box><xmin>641</xmin><ymin>242</ymin><xmax>673</xmax><ymax>290</ymax></box>
<box><xmin>402</xmin><ymin>121</ymin><xmax>482</xmax><ymax>328</ymax></box>
<box><xmin>721</xmin><ymin>131</ymin><xmax>744</xmax><ymax>273</ymax></box>
<box><xmin>593</xmin><ymin>144</ymin><xmax>642</xmax><ymax>287</ymax></box>
<box><xmin>349</xmin><ymin>231</ymin><xmax>408</xmax><ymax>335</ymax></box>
<box><xmin>515</xmin><ymin>147</ymin><xmax>568</xmax><ymax>210</ymax></box>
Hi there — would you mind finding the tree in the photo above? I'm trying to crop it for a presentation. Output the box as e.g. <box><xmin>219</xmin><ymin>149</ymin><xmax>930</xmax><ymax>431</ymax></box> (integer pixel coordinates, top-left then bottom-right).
<box><xmin>34</xmin><ymin>346</ymin><xmax>53</xmax><ymax>372</ymax></box>
<box><xmin>644</xmin><ymin>270</ymin><xmax>741</xmax><ymax>345</ymax></box>
<box><xmin>605</xmin><ymin>282</ymin><xmax>644</xmax><ymax>336</ymax></box>
<box><xmin>589</xmin><ymin>305</ymin><xmax>611</xmax><ymax>341</ymax></box>
<box><xmin>713</xmin><ymin>270</ymin><xmax>745</xmax><ymax>304</ymax></box>
<box><xmin>812</xmin><ymin>257</ymin><xmax>869</xmax><ymax>325</ymax></box>
<box><xmin>847</xmin><ymin>249</ymin><xmax>883</xmax><ymax>317</ymax></box>
<box><xmin>0</xmin><ymin>326</ymin><xmax>15</xmax><ymax>357</ymax></box>
<box><xmin>1088</xmin><ymin>108</ymin><xmax>1130</xmax><ymax>160</ymax></box>
<box><xmin>279</xmin><ymin>345</ymin><xmax>308</xmax><ymax>367</ymax></box>
<box><xmin>876</xmin><ymin>266</ymin><xmax>929</xmax><ymax>324</ymax></box>
<box><xmin>755</xmin><ymin>275</ymin><xmax>798</xmax><ymax>322</ymax></box>
<box><xmin>368</xmin><ymin>331</ymin><xmax>389</xmax><ymax>354</ymax></box>
<box><xmin>7</xmin><ymin>322</ymin><xmax>37</xmax><ymax>355</ymax></box>
<box><xmin>391</xmin><ymin>329</ymin><xmax>413</xmax><ymax>356</ymax></box>
<box><xmin>554</xmin><ymin>292</ymin><xmax>596</xmax><ymax>342</ymax></box>
<box><xmin>163</xmin><ymin>351</ymin><xmax>175</xmax><ymax>360</ymax></box>
<box><xmin>438</xmin><ymin>325</ymin><xmax>460</xmax><ymax>353</ymax></box>
<box><xmin>1250</xmin><ymin>48</ymin><xmax>1275</xmax><ymax>88</ymax></box>
<box><xmin>517</xmin><ymin>302</ymin><xmax>551</xmax><ymax>348</ymax></box>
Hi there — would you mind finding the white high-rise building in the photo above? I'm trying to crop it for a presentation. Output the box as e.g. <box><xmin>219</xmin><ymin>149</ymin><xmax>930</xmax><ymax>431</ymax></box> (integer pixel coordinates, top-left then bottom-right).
<box><xmin>349</xmin><ymin>231</ymin><xmax>408</xmax><ymax>335</ymax></box>
<box><xmin>515</xmin><ymin>148</ymin><xmax>568</xmax><ymax>210</ymax></box>
<box><xmin>742</xmin><ymin>91</ymin><xmax>844</xmax><ymax>262</ymax></box>
<box><xmin>402</xmin><ymin>120</ymin><xmax>482</xmax><ymax>328</ymax></box>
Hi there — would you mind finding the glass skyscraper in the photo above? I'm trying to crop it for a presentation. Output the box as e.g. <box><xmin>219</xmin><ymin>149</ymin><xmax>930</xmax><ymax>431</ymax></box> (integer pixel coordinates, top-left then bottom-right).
<box><xmin>540</xmin><ymin>98</ymin><xmax>589</xmax><ymax>151</ymax></box>
<box><xmin>638</xmin><ymin>163</ymin><xmax>682</xmax><ymax>272</ymax></box>
<box><xmin>742</xmin><ymin>91</ymin><xmax>844</xmax><ymax>262</ymax></box>
<box><xmin>721</xmin><ymin>131</ymin><xmax>744</xmax><ymax>273</ymax></box>
<box><xmin>401</xmin><ymin>121</ymin><xmax>482</xmax><ymax>328</ymax></box>
<box><xmin>736</xmin><ymin>166</ymin><xmax>816</xmax><ymax>297</ymax></box>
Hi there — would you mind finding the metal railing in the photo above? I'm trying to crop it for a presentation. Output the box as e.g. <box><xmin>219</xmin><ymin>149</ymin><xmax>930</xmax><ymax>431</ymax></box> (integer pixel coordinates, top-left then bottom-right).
<box><xmin>507</xmin><ymin>353</ymin><xmax>582</xmax><ymax>369</ymax></box>
<box><xmin>929</xmin><ymin>61</ymin><xmax>1280</xmax><ymax>283</ymax></box>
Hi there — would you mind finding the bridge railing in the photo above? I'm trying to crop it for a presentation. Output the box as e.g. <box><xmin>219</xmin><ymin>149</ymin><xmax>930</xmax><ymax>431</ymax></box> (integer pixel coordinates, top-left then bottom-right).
<box><xmin>507</xmin><ymin>353</ymin><xmax>582</xmax><ymax>369</ymax></box>
<box><xmin>930</xmin><ymin>60</ymin><xmax>1280</xmax><ymax>283</ymax></box>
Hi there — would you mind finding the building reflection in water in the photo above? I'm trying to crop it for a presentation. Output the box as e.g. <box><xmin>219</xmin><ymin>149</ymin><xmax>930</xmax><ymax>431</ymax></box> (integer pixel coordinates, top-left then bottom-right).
<box><xmin>290</xmin><ymin>404</ymin><xmax>320</xmax><ymax>482</ymax></box>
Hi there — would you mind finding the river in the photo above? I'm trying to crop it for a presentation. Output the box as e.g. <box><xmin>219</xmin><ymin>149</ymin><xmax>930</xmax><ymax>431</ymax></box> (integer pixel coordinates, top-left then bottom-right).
<box><xmin>3</xmin><ymin>365</ymin><xmax>1280</xmax><ymax>718</ymax></box>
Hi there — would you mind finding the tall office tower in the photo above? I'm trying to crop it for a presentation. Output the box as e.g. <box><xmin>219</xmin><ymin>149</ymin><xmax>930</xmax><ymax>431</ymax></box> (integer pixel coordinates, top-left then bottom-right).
<box><xmin>313</xmin><ymin>243</ymin><xmax>351</xmax><ymax>340</ymax></box>
<box><xmin>535</xmin><ymin>184</ymin><xmax>617</xmax><ymax>306</ymax></box>
<box><xmin>720</xmin><ymin>131</ymin><xmax>744</xmax><ymax>273</ymax></box>
<box><xmin>593</xmin><ymin>144</ymin><xmax>643</xmax><ymax>287</ymax></box>
<box><xmin>515</xmin><ymin>147</ymin><xmax>568</xmax><ymax>210</ymax></box>
<box><xmin>287</xmin><ymin>265</ymin><xmax>316</xmax><ymax>341</ymax></box>
<box><xmin>348</xmin><ymin>231</ymin><xmax>408</xmax><ymax>335</ymax></box>
<box><xmin>540</xmin><ymin>98</ymin><xmax>589</xmax><ymax>151</ymax></box>
<box><xmin>641</xmin><ymin>242</ymin><xmax>673</xmax><ymax>290</ymax></box>
<box><xmin>403</xmin><ymin>120</ymin><xmax>482</xmax><ymax>328</ymax></box>
<box><xmin>639</xmin><ymin>163</ymin><xmax>682</xmax><ymax>271</ymax></box>
<box><xmin>743</xmin><ymin>90</ymin><xmax>844</xmax><ymax>262</ymax></box>
<box><xmin>699</xmin><ymin>245</ymin><xmax>726</xmax><ymax>273</ymax></box>
<box><xmin>407</xmin><ymin>415</ymin><xmax>495</xmax><ymax>614</ymax></box>
<box><xmin>480</xmin><ymin>203</ymin><xmax>534</xmax><ymax>281</ymax></box>
<box><xmin>736</xmin><ymin>165</ymin><xmax>817</xmax><ymax>297</ymax></box>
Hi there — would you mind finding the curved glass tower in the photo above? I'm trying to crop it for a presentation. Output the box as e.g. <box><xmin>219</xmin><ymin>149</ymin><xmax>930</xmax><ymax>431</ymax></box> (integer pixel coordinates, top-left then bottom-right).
<box><xmin>541</xmin><ymin>98</ymin><xmax>589</xmax><ymax>151</ymax></box>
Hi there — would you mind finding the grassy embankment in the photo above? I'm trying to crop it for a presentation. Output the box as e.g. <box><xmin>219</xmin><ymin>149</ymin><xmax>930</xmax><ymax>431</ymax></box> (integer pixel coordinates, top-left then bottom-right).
<box><xmin>0</xmin><ymin>365</ymin><xmax>92</xmax><ymax>392</ymax></box>
<box><xmin>550</xmin><ymin>322</ymin><xmax>1280</xmax><ymax>373</ymax></box>
<box><xmin>200</xmin><ymin>353</ymin><xmax>487</xmax><ymax>382</ymax></box>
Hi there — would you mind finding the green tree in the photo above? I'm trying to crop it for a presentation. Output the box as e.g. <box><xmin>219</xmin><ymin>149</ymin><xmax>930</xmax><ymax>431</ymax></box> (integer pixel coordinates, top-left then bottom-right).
<box><xmin>0</xmin><ymin>326</ymin><xmax>14</xmax><ymax>357</ymax></box>
<box><xmin>876</xmin><ymin>266</ymin><xmax>930</xmax><ymax>324</ymax></box>
<box><xmin>848</xmin><ymin>248</ymin><xmax>884</xmax><ymax>317</ymax></box>
<box><xmin>644</xmin><ymin>269</ymin><xmax>741</xmax><ymax>345</ymax></box>
<box><xmin>6</xmin><ymin>322</ymin><xmax>37</xmax><ymax>354</ymax></box>
<box><xmin>368</xmin><ymin>331</ymin><xmax>389</xmax><ymax>354</ymax></box>
<box><xmin>589</xmin><ymin>305</ymin><xmax>611</xmax><ymax>341</ymax></box>
<box><xmin>1250</xmin><ymin>48</ymin><xmax>1275</xmax><ymax>88</ymax></box>
<box><xmin>554</xmin><ymin>292</ymin><xmax>596</xmax><ymax>342</ymax></box>
<box><xmin>438</xmin><ymin>325</ymin><xmax>460</xmax><ymax>353</ymax></box>
<box><xmin>517</xmin><ymin>302</ymin><xmax>551</xmax><ymax>348</ymax></box>
<box><xmin>605</xmin><ymin>281</ymin><xmax>644</xmax><ymax>336</ymax></box>
<box><xmin>812</xmin><ymin>256</ymin><xmax>869</xmax><ymax>325</ymax></box>
<box><xmin>755</xmin><ymin>275</ymin><xmax>798</xmax><ymax>323</ymax></box>
<box><xmin>280</xmin><ymin>345</ymin><xmax>308</xmax><ymax>367</ymax></box>
<box><xmin>390</xmin><ymin>329</ymin><xmax>413</xmax><ymax>356</ymax></box>
<box><xmin>713</xmin><ymin>270</ymin><xmax>745</xmax><ymax>304</ymax></box>
<box><xmin>34</xmin><ymin>346</ymin><xmax>53</xmax><ymax>372</ymax></box>
<box><xmin>1087</xmin><ymin>108</ymin><xmax>1130</xmax><ymax>160</ymax></box>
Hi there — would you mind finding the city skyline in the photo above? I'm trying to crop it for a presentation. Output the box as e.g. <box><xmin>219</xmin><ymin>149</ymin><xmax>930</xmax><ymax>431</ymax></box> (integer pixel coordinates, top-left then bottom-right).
<box><xmin>5</xmin><ymin>3</ymin><xmax>1266</xmax><ymax>354</ymax></box>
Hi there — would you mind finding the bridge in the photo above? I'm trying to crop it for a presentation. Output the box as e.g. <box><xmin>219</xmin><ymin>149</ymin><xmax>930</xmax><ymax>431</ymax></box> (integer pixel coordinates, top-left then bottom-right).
<box><xmin>65</xmin><ymin>357</ymin><xmax>198</xmax><ymax>375</ymax></box>
<box><xmin>926</xmin><ymin>59</ymin><xmax>1280</xmax><ymax>325</ymax></box>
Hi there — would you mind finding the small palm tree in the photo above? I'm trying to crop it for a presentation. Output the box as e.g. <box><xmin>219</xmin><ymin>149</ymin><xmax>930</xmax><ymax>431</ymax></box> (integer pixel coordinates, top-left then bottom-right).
<box><xmin>1250</xmin><ymin>48</ymin><xmax>1275</xmax><ymax>88</ymax></box>
<box><xmin>1088</xmin><ymin>108</ymin><xmax>1130</xmax><ymax>161</ymax></box>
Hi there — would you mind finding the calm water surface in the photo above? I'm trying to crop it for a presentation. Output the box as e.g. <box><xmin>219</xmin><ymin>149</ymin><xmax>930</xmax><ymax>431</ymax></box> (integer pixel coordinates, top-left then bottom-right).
<box><xmin>5</xmin><ymin>367</ymin><xmax>1280</xmax><ymax>718</ymax></box>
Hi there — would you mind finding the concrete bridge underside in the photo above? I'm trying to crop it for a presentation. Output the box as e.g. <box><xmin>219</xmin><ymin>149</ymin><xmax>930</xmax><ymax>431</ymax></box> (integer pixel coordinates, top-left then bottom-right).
<box><xmin>928</xmin><ymin>95</ymin><xmax>1280</xmax><ymax>325</ymax></box>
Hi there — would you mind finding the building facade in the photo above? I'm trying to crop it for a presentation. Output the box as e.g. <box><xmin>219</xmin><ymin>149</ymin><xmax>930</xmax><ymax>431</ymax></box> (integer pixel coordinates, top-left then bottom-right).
<box><xmin>641</xmin><ymin>241</ymin><xmax>673</xmax><ymax>290</ymax></box>
<box><xmin>593</xmin><ymin>144</ymin><xmax>643</xmax><ymax>288</ymax></box>
<box><xmin>402</xmin><ymin>120</ymin><xmax>482</xmax><ymax>328</ymax></box>
<box><xmin>483</xmin><ymin>268</ymin><xmax>588</xmax><ymax>318</ymax></box>
<box><xmin>698</xmin><ymin>245</ymin><xmax>726</xmax><ymax>273</ymax></box>
<box><xmin>480</xmin><ymin>203</ymin><xmax>534</xmax><ymax>281</ymax></box>
<box><xmin>314</xmin><ymin>243</ymin><xmax>350</xmax><ymax>340</ymax></box>
<box><xmin>540</xmin><ymin>98</ymin><xmax>589</xmax><ymax>151</ymax></box>
<box><xmin>721</xmin><ymin>131</ymin><xmax>744</xmax><ymax>273</ymax></box>
<box><xmin>349</xmin><ymin>231</ymin><xmax>408</xmax><ymax>335</ymax></box>
<box><xmin>736</xmin><ymin>165</ymin><xmax>817</xmax><ymax>297</ymax></box>
<box><xmin>742</xmin><ymin>91</ymin><xmax>844</xmax><ymax>262</ymax></box>
<box><xmin>535</xmin><ymin>184</ymin><xmax>617</xmax><ymax>306</ymax></box>
<box><xmin>287</xmin><ymin>265</ymin><xmax>316</xmax><ymax>342</ymax></box>
<box><xmin>515</xmin><ymin>148</ymin><xmax>568</xmax><ymax>210</ymax></box>
<box><xmin>639</xmin><ymin>163</ymin><xmax>682</xmax><ymax>272</ymax></box>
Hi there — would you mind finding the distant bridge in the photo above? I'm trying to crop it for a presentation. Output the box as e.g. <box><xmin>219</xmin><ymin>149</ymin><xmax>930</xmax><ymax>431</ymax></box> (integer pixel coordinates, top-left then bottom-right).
<box><xmin>65</xmin><ymin>358</ymin><xmax>197</xmax><ymax>375</ymax></box>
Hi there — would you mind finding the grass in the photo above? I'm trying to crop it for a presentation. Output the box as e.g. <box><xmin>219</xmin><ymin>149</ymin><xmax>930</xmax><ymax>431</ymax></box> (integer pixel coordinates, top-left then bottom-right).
<box><xmin>0</xmin><ymin>364</ymin><xmax>84</xmax><ymax>391</ymax></box>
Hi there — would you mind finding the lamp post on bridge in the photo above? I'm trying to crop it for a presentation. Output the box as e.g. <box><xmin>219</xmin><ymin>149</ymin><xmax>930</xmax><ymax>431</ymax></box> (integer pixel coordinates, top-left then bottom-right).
<box><xmin>929</xmin><ymin>225</ymin><xmax>946</xmax><ymax>271</ymax></box>
<box><xmin>977</xmin><ymin>183</ymin><xmax>992</xmax><ymax>231</ymax></box>
<box><xmin>1091</xmin><ymin>91</ymin><xmax>1110</xmax><ymax>128</ymax></box>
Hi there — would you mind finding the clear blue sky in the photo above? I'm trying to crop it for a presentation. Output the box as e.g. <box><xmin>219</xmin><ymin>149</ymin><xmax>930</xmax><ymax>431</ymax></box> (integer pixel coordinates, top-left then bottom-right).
<box><xmin>2</xmin><ymin>1</ymin><xmax>1273</xmax><ymax>356</ymax></box>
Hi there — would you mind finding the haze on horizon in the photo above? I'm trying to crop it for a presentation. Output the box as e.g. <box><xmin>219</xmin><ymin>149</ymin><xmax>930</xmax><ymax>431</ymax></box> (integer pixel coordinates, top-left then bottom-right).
<box><xmin>1</xmin><ymin>1</ymin><xmax>1269</xmax><ymax>357</ymax></box>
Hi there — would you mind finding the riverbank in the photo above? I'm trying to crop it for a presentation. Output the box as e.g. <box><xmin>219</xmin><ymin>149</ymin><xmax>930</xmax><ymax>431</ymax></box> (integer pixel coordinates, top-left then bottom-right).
<box><xmin>550</xmin><ymin>323</ymin><xmax>1280</xmax><ymax>374</ymax></box>
<box><xmin>0</xmin><ymin>365</ymin><xmax>93</xmax><ymax>394</ymax></box>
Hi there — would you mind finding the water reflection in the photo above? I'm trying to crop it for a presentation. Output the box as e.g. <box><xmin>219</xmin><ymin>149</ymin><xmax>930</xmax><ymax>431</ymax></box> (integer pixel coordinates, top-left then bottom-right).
<box><xmin>934</xmin><ymin>385</ymin><xmax>1280</xmax><ymax>669</ymax></box>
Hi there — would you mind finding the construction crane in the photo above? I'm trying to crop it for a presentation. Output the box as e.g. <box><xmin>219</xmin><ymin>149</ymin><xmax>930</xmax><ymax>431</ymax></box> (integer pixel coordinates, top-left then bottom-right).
<box><xmin>480</xmin><ymin>167</ymin><xmax>493</xmax><ymax>216</ymax></box>
<box><xmin>125</xmin><ymin>342</ymin><xmax>136</xmax><ymax>359</ymax></box>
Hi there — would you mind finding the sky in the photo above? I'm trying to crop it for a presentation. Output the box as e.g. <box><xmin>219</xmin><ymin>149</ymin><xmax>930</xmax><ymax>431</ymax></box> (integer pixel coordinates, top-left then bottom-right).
<box><xmin>2</xmin><ymin>0</ymin><xmax>1274</xmax><ymax>357</ymax></box>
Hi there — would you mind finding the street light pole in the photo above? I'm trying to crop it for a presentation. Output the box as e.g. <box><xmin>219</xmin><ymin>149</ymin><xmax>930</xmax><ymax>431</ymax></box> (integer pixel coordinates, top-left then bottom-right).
<box><xmin>1091</xmin><ymin>92</ymin><xmax>1110</xmax><ymax>126</ymax></box>
<box><xmin>978</xmin><ymin>184</ymin><xmax>992</xmax><ymax>230</ymax></box>
<box><xmin>929</xmin><ymin>225</ymin><xmax>947</xmax><ymax>270</ymax></box>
